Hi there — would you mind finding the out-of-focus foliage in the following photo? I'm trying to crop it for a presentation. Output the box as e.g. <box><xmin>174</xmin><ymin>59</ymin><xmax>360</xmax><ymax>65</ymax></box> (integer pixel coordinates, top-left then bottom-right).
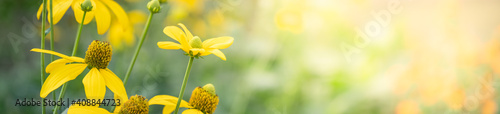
<box><xmin>1</xmin><ymin>0</ymin><xmax>500</xmax><ymax>113</ymax></box>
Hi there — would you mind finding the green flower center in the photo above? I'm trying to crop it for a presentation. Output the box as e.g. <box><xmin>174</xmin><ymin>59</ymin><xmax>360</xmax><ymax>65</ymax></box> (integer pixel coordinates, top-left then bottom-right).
<box><xmin>84</xmin><ymin>40</ymin><xmax>112</xmax><ymax>69</ymax></box>
<box><xmin>119</xmin><ymin>95</ymin><xmax>149</xmax><ymax>114</ymax></box>
<box><xmin>189</xmin><ymin>36</ymin><xmax>203</xmax><ymax>48</ymax></box>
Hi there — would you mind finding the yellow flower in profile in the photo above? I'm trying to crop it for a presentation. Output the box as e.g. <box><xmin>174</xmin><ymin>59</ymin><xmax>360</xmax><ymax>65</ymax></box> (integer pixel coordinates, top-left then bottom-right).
<box><xmin>37</xmin><ymin>0</ymin><xmax>130</xmax><ymax>34</ymax></box>
<box><xmin>157</xmin><ymin>23</ymin><xmax>234</xmax><ymax>60</ymax></box>
<box><xmin>31</xmin><ymin>40</ymin><xmax>127</xmax><ymax>105</ymax></box>
<box><xmin>107</xmin><ymin>10</ymin><xmax>147</xmax><ymax>50</ymax></box>
<box><xmin>149</xmin><ymin>84</ymin><xmax>219</xmax><ymax>114</ymax></box>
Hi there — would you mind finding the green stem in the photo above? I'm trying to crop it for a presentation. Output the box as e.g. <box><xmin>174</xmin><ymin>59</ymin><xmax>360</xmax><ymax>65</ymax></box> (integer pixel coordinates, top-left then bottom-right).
<box><xmin>49</xmin><ymin>0</ymin><xmax>56</xmax><ymax>104</ymax></box>
<box><xmin>49</xmin><ymin>0</ymin><xmax>54</xmax><ymax>62</ymax></box>
<box><xmin>123</xmin><ymin>13</ymin><xmax>153</xmax><ymax>85</ymax></box>
<box><xmin>52</xmin><ymin>11</ymin><xmax>87</xmax><ymax>114</ymax></box>
<box><xmin>41</xmin><ymin>0</ymin><xmax>47</xmax><ymax>114</ymax></box>
<box><xmin>173</xmin><ymin>57</ymin><xmax>195</xmax><ymax>114</ymax></box>
<box><xmin>71</xmin><ymin>12</ymin><xmax>86</xmax><ymax>56</ymax></box>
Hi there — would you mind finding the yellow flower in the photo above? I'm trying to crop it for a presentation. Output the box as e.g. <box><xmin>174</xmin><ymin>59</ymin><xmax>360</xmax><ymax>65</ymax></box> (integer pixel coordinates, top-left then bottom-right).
<box><xmin>157</xmin><ymin>23</ymin><xmax>234</xmax><ymax>60</ymax></box>
<box><xmin>107</xmin><ymin>10</ymin><xmax>147</xmax><ymax>50</ymax></box>
<box><xmin>37</xmin><ymin>0</ymin><xmax>130</xmax><ymax>34</ymax></box>
<box><xmin>149</xmin><ymin>84</ymin><xmax>219</xmax><ymax>114</ymax></box>
<box><xmin>31</xmin><ymin>40</ymin><xmax>128</xmax><ymax>108</ymax></box>
<box><xmin>67</xmin><ymin>84</ymin><xmax>219</xmax><ymax>114</ymax></box>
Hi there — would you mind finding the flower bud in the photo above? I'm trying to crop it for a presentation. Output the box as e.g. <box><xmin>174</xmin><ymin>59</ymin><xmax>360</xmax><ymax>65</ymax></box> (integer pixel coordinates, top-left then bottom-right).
<box><xmin>80</xmin><ymin>0</ymin><xmax>93</xmax><ymax>12</ymax></box>
<box><xmin>147</xmin><ymin>0</ymin><xmax>161</xmax><ymax>13</ymax></box>
<box><xmin>189</xmin><ymin>36</ymin><xmax>203</xmax><ymax>48</ymax></box>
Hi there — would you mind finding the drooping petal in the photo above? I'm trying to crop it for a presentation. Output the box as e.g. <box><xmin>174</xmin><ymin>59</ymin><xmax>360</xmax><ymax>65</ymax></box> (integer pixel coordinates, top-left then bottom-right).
<box><xmin>208</xmin><ymin>49</ymin><xmax>227</xmax><ymax>61</ymax></box>
<box><xmin>72</xmin><ymin>0</ymin><xmax>95</xmax><ymax>25</ymax></box>
<box><xmin>47</xmin><ymin>0</ymin><xmax>73</xmax><ymax>24</ymax></box>
<box><xmin>46</xmin><ymin>58</ymin><xmax>71</xmax><ymax>73</ymax></box>
<box><xmin>162</xmin><ymin>105</ymin><xmax>176</xmax><ymax>114</ymax></box>
<box><xmin>107</xmin><ymin>23</ymin><xmax>124</xmax><ymax>50</ymax></box>
<box><xmin>94</xmin><ymin>0</ymin><xmax>111</xmax><ymax>34</ymax></box>
<box><xmin>31</xmin><ymin>48</ymin><xmax>85</xmax><ymax>62</ymax></box>
<box><xmin>158</xmin><ymin>41</ymin><xmax>182</xmax><ymax>50</ymax></box>
<box><xmin>128</xmin><ymin>10</ymin><xmax>147</xmax><ymax>25</ymax></box>
<box><xmin>113</xmin><ymin>94</ymin><xmax>127</xmax><ymax>113</ymax></box>
<box><xmin>149</xmin><ymin>95</ymin><xmax>192</xmax><ymax>114</ymax></box>
<box><xmin>40</xmin><ymin>64</ymin><xmax>87</xmax><ymax>98</ymax></box>
<box><xmin>101</xmin><ymin>0</ymin><xmax>129</xmax><ymax>31</ymax></box>
<box><xmin>99</xmin><ymin>68</ymin><xmax>128</xmax><ymax>104</ymax></box>
<box><xmin>178</xmin><ymin>23</ymin><xmax>193</xmax><ymax>41</ymax></box>
<box><xmin>37</xmin><ymin>3</ymin><xmax>43</xmax><ymax>20</ymax></box>
<box><xmin>182</xmin><ymin>109</ymin><xmax>204</xmax><ymax>114</ymax></box>
<box><xmin>202</xmin><ymin>36</ymin><xmax>234</xmax><ymax>49</ymax></box>
<box><xmin>82</xmin><ymin>68</ymin><xmax>106</xmax><ymax>101</ymax></box>
<box><xmin>68</xmin><ymin>105</ymin><xmax>112</xmax><ymax>114</ymax></box>
<box><xmin>149</xmin><ymin>95</ymin><xmax>190</xmax><ymax>106</ymax></box>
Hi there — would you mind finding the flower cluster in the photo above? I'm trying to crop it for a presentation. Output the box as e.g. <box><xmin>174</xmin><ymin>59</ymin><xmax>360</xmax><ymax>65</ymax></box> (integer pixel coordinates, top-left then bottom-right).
<box><xmin>33</xmin><ymin>0</ymin><xmax>232</xmax><ymax>114</ymax></box>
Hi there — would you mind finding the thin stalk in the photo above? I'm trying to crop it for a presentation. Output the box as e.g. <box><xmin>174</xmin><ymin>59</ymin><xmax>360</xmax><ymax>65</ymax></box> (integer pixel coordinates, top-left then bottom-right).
<box><xmin>49</xmin><ymin>0</ymin><xmax>56</xmax><ymax>104</ymax></box>
<box><xmin>71</xmin><ymin>12</ymin><xmax>86</xmax><ymax>56</ymax></box>
<box><xmin>52</xmin><ymin>11</ymin><xmax>87</xmax><ymax>114</ymax></box>
<box><xmin>40</xmin><ymin>0</ymin><xmax>47</xmax><ymax>114</ymax></box>
<box><xmin>123</xmin><ymin>13</ymin><xmax>153</xmax><ymax>85</ymax></box>
<box><xmin>173</xmin><ymin>57</ymin><xmax>195</xmax><ymax>114</ymax></box>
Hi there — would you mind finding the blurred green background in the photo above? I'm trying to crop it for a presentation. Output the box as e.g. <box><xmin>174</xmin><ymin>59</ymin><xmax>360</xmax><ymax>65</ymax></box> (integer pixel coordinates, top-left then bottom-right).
<box><xmin>2</xmin><ymin>0</ymin><xmax>500</xmax><ymax>113</ymax></box>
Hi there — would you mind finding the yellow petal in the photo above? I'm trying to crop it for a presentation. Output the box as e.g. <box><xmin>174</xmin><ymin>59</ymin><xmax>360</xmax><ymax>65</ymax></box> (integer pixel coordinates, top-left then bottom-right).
<box><xmin>149</xmin><ymin>95</ymin><xmax>192</xmax><ymax>107</ymax></box>
<box><xmin>163</xmin><ymin>26</ymin><xmax>186</xmax><ymax>43</ymax></box>
<box><xmin>99</xmin><ymin>68</ymin><xmax>128</xmax><ymax>103</ymax></box>
<box><xmin>163</xmin><ymin>26</ymin><xmax>191</xmax><ymax>52</ymax></box>
<box><xmin>40</xmin><ymin>64</ymin><xmax>87</xmax><ymax>98</ymax></box>
<box><xmin>107</xmin><ymin>23</ymin><xmax>124</xmax><ymax>49</ymax></box>
<box><xmin>182</xmin><ymin>109</ymin><xmax>204</xmax><ymax>114</ymax></box>
<box><xmin>31</xmin><ymin>48</ymin><xmax>85</xmax><ymax>62</ymax></box>
<box><xmin>72</xmin><ymin>0</ymin><xmax>95</xmax><ymax>25</ymax></box>
<box><xmin>48</xmin><ymin>0</ymin><xmax>72</xmax><ymax>24</ymax></box>
<box><xmin>162</xmin><ymin>105</ymin><xmax>176</xmax><ymax>114</ymax></box>
<box><xmin>149</xmin><ymin>95</ymin><xmax>192</xmax><ymax>114</ymax></box>
<box><xmin>94</xmin><ymin>0</ymin><xmax>111</xmax><ymax>34</ymax></box>
<box><xmin>113</xmin><ymin>94</ymin><xmax>127</xmax><ymax>113</ymax></box>
<box><xmin>178</xmin><ymin>23</ymin><xmax>193</xmax><ymax>41</ymax></box>
<box><xmin>37</xmin><ymin>3</ymin><xmax>43</xmax><ymax>20</ymax></box>
<box><xmin>101</xmin><ymin>0</ymin><xmax>129</xmax><ymax>31</ymax></box>
<box><xmin>158</xmin><ymin>41</ymin><xmax>182</xmax><ymax>50</ymax></box>
<box><xmin>46</xmin><ymin>58</ymin><xmax>71</xmax><ymax>73</ymax></box>
<box><xmin>208</xmin><ymin>49</ymin><xmax>226</xmax><ymax>61</ymax></box>
<box><xmin>82</xmin><ymin>68</ymin><xmax>106</xmax><ymax>101</ymax></box>
<box><xmin>128</xmin><ymin>10</ymin><xmax>147</xmax><ymax>25</ymax></box>
<box><xmin>199</xmin><ymin>50</ymin><xmax>212</xmax><ymax>56</ymax></box>
<box><xmin>189</xmin><ymin>48</ymin><xmax>205</xmax><ymax>56</ymax></box>
<box><xmin>68</xmin><ymin>105</ymin><xmax>112</xmax><ymax>114</ymax></box>
<box><xmin>202</xmin><ymin>36</ymin><xmax>234</xmax><ymax>49</ymax></box>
